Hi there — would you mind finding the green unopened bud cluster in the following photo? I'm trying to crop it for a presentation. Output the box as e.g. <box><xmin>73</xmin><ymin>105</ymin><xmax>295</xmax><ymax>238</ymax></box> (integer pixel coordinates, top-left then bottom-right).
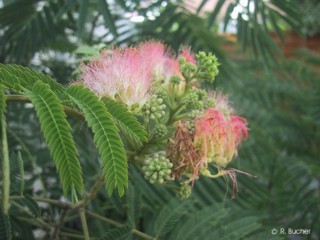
<box><xmin>185</xmin><ymin>88</ymin><xmax>207</xmax><ymax>110</ymax></box>
<box><xmin>142</xmin><ymin>154</ymin><xmax>173</xmax><ymax>184</ymax></box>
<box><xmin>155</xmin><ymin>89</ymin><xmax>168</xmax><ymax>99</ymax></box>
<box><xmin>188</xmin><ymin>109</ymin><xmax>203</xmax><ymax>119</ymax></box>
<box><xmin>194</xmin><ymin>89</ymin><xmax>207</xmax><ymax>99</ymax></box>
<box><xmin>154</xmin><ymin>124</ymin><xmax>168</xmax><ymax>137</ymax></box>
<box><xmin>142</xmin><ymin>96</ymin><xmax>166</xmax><ymax>120</ymax></box>
<box><xmin>185</xmin><ymin>91</ymin><xmax>199</xmax><ymax>105</ymax></box>
<box><xmin>186</xmin><ymin>120</ymin><xmax>195</xmax><ymax>134</ymax></box>
<box><xmin>203</xmin><ymin>98</ymin><xmax>216</xmax><ymax>108</ymax></box>
<box><xmin>196</xmin><ymin>52</ymin><xmax>220</xmax><ymax>83</ymax></box>
<box><xmin>176</xmin><ymin>184</ymin><xmax>192</xmax><ymax>199</ymax></box>
<box><xmin>170</xmin><ymin>75</ymin><xmax>181</xmax><ymax>85</ymax></box>
<box><xmin>179</xmin><ymin>57</ymin><xmax>198</xmax><ymax>80</ymax></box>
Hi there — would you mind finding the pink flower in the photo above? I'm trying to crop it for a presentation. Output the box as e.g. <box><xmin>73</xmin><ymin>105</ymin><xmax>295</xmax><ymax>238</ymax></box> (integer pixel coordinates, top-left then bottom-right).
<box><xmin>81</xmin><ymin>41</ymin><xmax>198</xmax><ymax>106</ymax></box>
<box><xmin>138</xmin><ymin>41</ymin><xmax>168</xmax><ymax>80</ymax></box>
<box><xmin>194</xmin><ymin>108</ymin><xmax>248</xmax><ymax>167</ymax></box>
<box><xmin>81</xmin><ymin>41</ymin><xmax>171</xmax><ymax>108</ymax></box>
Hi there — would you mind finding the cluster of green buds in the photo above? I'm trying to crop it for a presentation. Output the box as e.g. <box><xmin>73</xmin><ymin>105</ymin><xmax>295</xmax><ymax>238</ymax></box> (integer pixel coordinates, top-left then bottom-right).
<box><xmin>186</xmin><ymin>120</ymin><xmax>195</xmax><ymax>135</ymax></box>
<box><xmin>142</xmin><ymin>95</ymin><xmax>166</xmax><ymax>120</ymax></box>
<box><xmin>142</xmin><ymin>153</ymin><xmax>173</xmax><ymax>184</ymax></box>
<box><xmin>196</xmin><ymin>52</ymin><xmax>220</xmax><ymax>83</ymax></box>
<box><xmin>154</xmin><ymin>124</ymin><xmax>168</xmax><ymax>137</ymax></box>
<box><xmin>184</xmin><ymin>91</ymin><xmax>204</xmax><ymax>110</ymax></box>
<box><xmin>188</xmin><ymin>109</ymin><xmax>203</xmax><ymax>119</ymax></box>
<box><xmin>179</xmin><ymin>58</ymin><xmax>198</xmax><ymax>80</ymax></box>
<box><xmin>203</xmin><ymin>98</ymin><xmax>216</xmax><ymax>109</ymax></box>
<box><xmin>176</xmin><ymin>184</ymin><xmax>192</xmax><ymax>199</ymax></box>
<box><xmin>155</xmin><ymin>88</ymin><xmax>168</xmax><ymax>100</ymax></box>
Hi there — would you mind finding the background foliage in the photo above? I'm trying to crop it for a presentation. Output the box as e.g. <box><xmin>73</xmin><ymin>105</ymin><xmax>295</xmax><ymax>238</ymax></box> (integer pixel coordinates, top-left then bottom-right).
<box><xmin>0</xmin><ymin>0</ymin><xmax>319</xmax><ymax>239</ymax></box>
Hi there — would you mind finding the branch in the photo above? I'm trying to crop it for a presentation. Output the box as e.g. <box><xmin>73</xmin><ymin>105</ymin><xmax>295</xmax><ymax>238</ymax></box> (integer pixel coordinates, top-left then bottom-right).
<box><xmin>5</xmin><ymin>95</ymin><xmax>85</xmax><ymax>120</ymax></box>
<box><xmin>52</xmin><ymin>208</ymin><xmax>69</xmax><ymax>240</ymax></box>
<box><xmin>78</xmin><ymin>175</ymin><xmax>105</xmax><ymax>207</ymax></box>
<box><xmin>11</xmin><ymin>201</ymin><xmax>53</xmax><ymax>230</ymax></box>
<box><xmin>1</xmin><ymin>113</ymin><xmax>10</xmax><ymax>214</ymax></box>
<box><xmin>79</xmin><ymin>208</ymin><xmax>90</xmax><ymax>240</ymax></box>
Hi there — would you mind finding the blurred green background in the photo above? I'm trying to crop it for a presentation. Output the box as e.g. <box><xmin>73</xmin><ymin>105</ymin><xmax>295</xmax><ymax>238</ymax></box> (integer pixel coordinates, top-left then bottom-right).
<box><xmin>1</xmin><ymin>0</ymin><xmax>319</xmax><ymax>239</ymax></box>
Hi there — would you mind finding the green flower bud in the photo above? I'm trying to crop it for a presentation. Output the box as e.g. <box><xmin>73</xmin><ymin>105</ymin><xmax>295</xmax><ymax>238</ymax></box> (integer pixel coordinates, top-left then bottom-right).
<box><xmin>155</xmin><ymin>89</ymin><xmax>167</xmax><ymax>99</ymax></box>
<box><xmin>188</xmin><ymin>109</ymin><xmax>203</xmax><ymax>119</ymax></box>
<box><xmin>194</xmin><ymin>89</ymin><xmax>207</xmax><ymax>100</ymax></box>
<box><xmin>186</xmin><ymin>120</ymin><xmax>195</xmax><ymax>134</ymax></box>
<box><xmin>142</xmin><ymin>153</ymin><xmax>174</xmax><ymax>184</ymax></box>
<box><xmin>204</xmin><ymin>98</ymin><xmax>216</xmax><ymax>108</ymax></box>
<box><xmin>142</xmin><ymin>95</ymin><xmax>167</xmax><ymax>120</ymax></box>
<box><xmin>196</xmin><ymin>52</ymin><xmax>220</xmax><ymax>84</ymax></box>
<box><xmin>176</xmin><ymin>184</ymin><xmax>192</xmax><ymax>199</ymax></box>
<box><xmin>154</xmin><ymin>124</ymin><xmax>168</xmax><ymax>137</ymax></box>
<box><xmin>179</xmin><ymin>57</ymin><xmax>186</xmax><ymax>65</ymax></box>
<box><xmin>194</xmin><ymin>101</ymin><xmax>204</xmax><ymax>110</ymax></box>
<box><xmin>185</xmin><ymin>91</ymin><xmax>199</xmax><ymax>105</ymax></box>
<box><xmin>170</xmin><ymin>75</ymin><xmax>181</xmax><ymax>85</ymax></box>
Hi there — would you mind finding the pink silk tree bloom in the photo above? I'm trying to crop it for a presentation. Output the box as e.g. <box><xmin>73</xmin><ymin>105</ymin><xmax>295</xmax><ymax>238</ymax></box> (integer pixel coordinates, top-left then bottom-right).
<box><xmin>138</xmin><ymin>41</ymin><xmax>168</xmax><ymax>81</ymax></box>
<box><xmin>194</xmin><ymin>108</ymin><xmax>248</xmax><ymax>168</ymax></box>
<box><xmin>81</xmin><ymin>42</ymin><xmax>170</xmax><ymax>108</ymax></box>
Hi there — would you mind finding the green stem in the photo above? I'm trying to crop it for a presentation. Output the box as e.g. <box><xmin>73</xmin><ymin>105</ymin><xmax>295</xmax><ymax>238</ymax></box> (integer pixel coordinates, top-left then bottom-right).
<box><xmin>5</xmin><ymin>95</ymin><xmax>85</xmax><ymax>120</ymax></box>
<box><xmin>10</xmin><ymin>196</ymin><xmax>73</xmax><ymax>209</ymax></box>
<box><xmin>11</xmin><ymin>201</ymin><xmax>53</xmax><ymax>230</ymax></box>
<box><xmin>79</xmin><ymin>208</ymin><xmax>90</xmax><ymax>240</ymax></box>
<box><xmin>1</xmin><ymin>113</ymin><xmax>10</xmax><ymax>214</ymax></box>
<box><xmin>78</xmin><ymin>175</ymin><xmax>105</xmax><ymax>207</ymax></box>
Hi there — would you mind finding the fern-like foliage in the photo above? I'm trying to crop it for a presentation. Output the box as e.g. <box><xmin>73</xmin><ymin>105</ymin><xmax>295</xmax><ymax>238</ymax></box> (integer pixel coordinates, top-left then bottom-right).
<box><xmin>0</xmin><ymin>213</ymin><xmax>11</xmax><ymax>240</ymax></box>
<box><xmin>0</xmin><ymin>64</ymin><xmax>68</xmax><ymax>101</ymax></box>
<box><xmin>24</xmin><ymin>81</ymin><xmax>83</xmax><ymax>197</ymax></box>
<box><xmin>0</xmin><ymin>0</ymin><xmax>70</xmax><ymax>64</ymax></box>
<box><xmin>100</xmin><ymin>226</ymin><xmax>131</xmax><ymax>240</ymax></box>
<box><xmin>126</xmin><ymin>182</ymin><xmax>141</xmax><ymax>227</ymax></box>
<box><xmin>172</xmin><ymin>204</ymin><xmax>230</xmax><ymax>240</ymax></box>
<box><xmin>103</xmin><ymin>98</ymin><xmax>148</xmax><ymax>147</ymax></box>
<box><xmin>66</xmin><ymin>85</ymin><xmax>128</xmax><ymax>196</ymax></box>
<box><xmin>154</xmin><ymin>199</ymin><xmax>191</xmax><ymax>237</ymax></box>
<box><xmin>12</xmin><ymin>195</ymin><xmax>40</xmax><ymax>218</ymax></box>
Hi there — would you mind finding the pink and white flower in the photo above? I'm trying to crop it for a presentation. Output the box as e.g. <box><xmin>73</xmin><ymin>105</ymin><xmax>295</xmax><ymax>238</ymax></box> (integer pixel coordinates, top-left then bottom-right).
<box><xmin>194</xmin><ymin>107</ymin><xmax>248</xmax><ymax>167</ymax></box>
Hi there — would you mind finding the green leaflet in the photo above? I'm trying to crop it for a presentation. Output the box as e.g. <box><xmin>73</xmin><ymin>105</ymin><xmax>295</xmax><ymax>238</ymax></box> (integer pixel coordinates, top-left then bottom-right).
<box><xmin>13</xmin><ymin>195</ymin><xmax>40</xmax><ymax>218</ymax></box>
<box><xmin>126</xmin><ymin>182</ymin><xmax>141</xmax><ymax>227</ymax></box>
<box><xmin>0</xmin><ymin>64</ymin><xmax>68</xmax><ymax>101</ymax></box>
<box><xmin>154</xmin><ymin>199</ymin><xmax>191</xmax><ymax>236</ymax></box>
<box><xmin>103</xmin><ymin>98</ymin><xmax>148</xmax><ymax>147</ymax></box>
<box><xmin>0</xmin><ymin>213</ymin><xmax>11</xmax><ymax>240</ymax></box>
<box><xmin>100</xmin><ymin>226</ymin><xmax>131</xmax><ymax>240</ymax></box>
<box><xmin>66</xmin><ymin>85</ymin><xmax>128</xmax><ymax>197</ymax></box>
<box><xmin>24</xmin><ymin>81</ymin><xmax>83</xmax><ymax>197</ymax></box>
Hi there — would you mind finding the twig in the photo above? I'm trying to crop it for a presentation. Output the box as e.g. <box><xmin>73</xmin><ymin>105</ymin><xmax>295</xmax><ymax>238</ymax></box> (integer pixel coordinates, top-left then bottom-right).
<box><xmin>78</xmin><ymin>175</ymin><xmax>105</xmax><ymax>207</ymax></box>
<box><xmin>5</xmin><ymin>95</ymin><xmax>85</xmax><ymax>120</ymax></box>
<box><xmin>1</xmin><ymin>113</ymin><xmax>10</xmax><ymax>214</ymax></box>
<box><xmin>79</xmin><ymin>208</ymin><xmax>90</xmax><ymax>240</ymax></box>
<box><xmin>11</xmin><ymin>201</ymin><xmax>53</xmax><ymax>231</ymax></box>
<box><xmin>10</xmin><ymin>196</ymin><xmax>73</xmax><ymax>209</ymax></box>
<box><xmin>52</xmin><ymin>208</ymin><xmax>69</xmax><ymax>240</ymax></box>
